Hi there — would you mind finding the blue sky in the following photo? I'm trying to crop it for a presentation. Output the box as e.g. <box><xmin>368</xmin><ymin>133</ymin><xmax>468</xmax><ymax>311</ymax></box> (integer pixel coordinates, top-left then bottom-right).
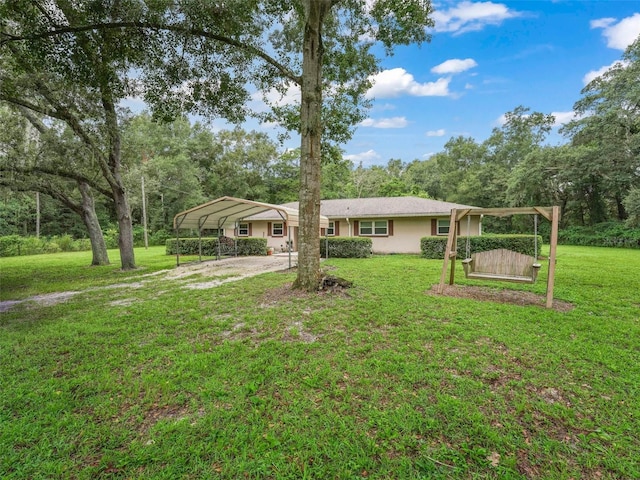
<box><xmin>339</xmin><ymin>0</ymin><xmax>640</xmax><ymax>166</ymax></box>
<box><xmin>121</xmin><ymin>1</ymin><xmax>640</xmax><ymax>167</ymax></box>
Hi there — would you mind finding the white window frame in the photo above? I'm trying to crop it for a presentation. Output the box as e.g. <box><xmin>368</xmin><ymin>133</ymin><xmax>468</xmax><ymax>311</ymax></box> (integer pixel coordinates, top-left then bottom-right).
<box><xmin>272</xmin><ymin>222</ymin><xmax>284</xmax><ymax>237</ymax></box>
<box><xmin>437</xmin><ymin>219</ymin><xmax>450</xmax><ymax>236</ymax></box>
<box><xmin>359</xmin><ymin>220</ymin><xmax>388</xmax><ymax>236</ymax></box>
<box><xmin>327</xmin><ymin>221</ymin><xmax>335</xmax><ymax>236</ymax></box>
<box><xmin>238</xmin><ymin>223</ymin><xmax>249</xmax><ymax>237</ymax></box>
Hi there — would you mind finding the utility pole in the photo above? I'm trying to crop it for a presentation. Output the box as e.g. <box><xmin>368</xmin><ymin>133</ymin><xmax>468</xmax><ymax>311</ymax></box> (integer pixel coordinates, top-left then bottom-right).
<box><xmin>141</xmin><ymin>176</ymin><xmax>149</xmax><ymax>249</ymax></box>
<box><xmin>35</xmin><ymin>191</ymin><xmax>40</xmax><ymax>238</ymax></box>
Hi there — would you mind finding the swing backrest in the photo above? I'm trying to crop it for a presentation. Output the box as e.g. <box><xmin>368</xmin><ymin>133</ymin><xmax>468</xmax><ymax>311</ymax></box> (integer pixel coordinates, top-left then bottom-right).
<box><xmin>462</xmin><ymin>248</ymin><xmax>541</xmax><ymax>284</ymax></box>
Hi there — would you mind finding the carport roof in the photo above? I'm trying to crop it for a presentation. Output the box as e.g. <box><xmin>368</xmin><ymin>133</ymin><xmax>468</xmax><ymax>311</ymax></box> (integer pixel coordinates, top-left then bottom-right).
<box><xmin>173</xmin><ymin>196</ymin><xmax>329</xmax><ymax>230</ymax></box>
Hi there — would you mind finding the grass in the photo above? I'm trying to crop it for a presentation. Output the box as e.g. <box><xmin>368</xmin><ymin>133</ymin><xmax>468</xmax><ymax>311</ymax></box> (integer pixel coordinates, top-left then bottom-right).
<box><xmin>1</xmin><ymin>245</ymin><xmax>639</xmax><ymax>479</ymax></box>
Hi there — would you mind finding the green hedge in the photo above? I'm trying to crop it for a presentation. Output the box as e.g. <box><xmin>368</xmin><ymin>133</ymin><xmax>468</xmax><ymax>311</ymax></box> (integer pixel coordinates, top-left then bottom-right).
<box><xmin>320</xmin><ymin>236</ymin><xmax>372</xmax><ymax>258</ymax></box>
<box><xmin>165</xmin><ymin>237</ymin><xmax>267</xmax><ymax>256</ymax></box>
<box><xmin>0</xmin><ymin>234</ymin><xmax>91</xmax><ymax>257</ymax></box>
<box><xmin>421</xmin><ymin>234</ymin><xmax>543</xmax><ymax>259</ymax></box>
<box><xmin>558</xmin><ymin>222</ymin><xmax>640</xmax><ymax>249</ymax></box>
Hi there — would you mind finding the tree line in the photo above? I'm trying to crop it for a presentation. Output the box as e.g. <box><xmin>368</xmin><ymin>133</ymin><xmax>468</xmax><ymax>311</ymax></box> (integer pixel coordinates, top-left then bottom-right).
<box><xmin>0</xmin><ymin>0</ymin><xmax>433</xmax><ymax>290</ymax></box>
<box><xmin>1</xmin><ymin>3</ymin><xmax>638</xmax><ymax>287</ymax></box>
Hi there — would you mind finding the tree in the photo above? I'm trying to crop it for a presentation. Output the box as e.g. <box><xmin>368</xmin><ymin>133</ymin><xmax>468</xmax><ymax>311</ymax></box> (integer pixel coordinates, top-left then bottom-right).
<box><xmin>2</xmin><ymin>0</ymin><xmax>434</xmax><ymax>289</ymax></box>
<box><xmin>121</xmin><ymin>114</ymin><xmax>205</xmax><ymax>233</ymax></box>
<box><xmin>0</xmin><ymin>105</ymin><xmax>110</xmax><ymax>264</ymax></box>
<box><xmin>563</xmin><ymin>37</ymin><xmax>640</xmax><ymax>221</ymax></box>
<box><xmin>0</xmin><ymin>5</ymin><xmax>142</xmax><ymax>268</ymax></box>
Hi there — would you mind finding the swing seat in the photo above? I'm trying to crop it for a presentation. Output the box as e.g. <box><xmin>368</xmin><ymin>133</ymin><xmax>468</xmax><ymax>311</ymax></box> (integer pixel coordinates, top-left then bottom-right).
<box><xmin>462</xmin><ymin>248</ymin><xmax>541</xmax><ymax>284</ymax></box>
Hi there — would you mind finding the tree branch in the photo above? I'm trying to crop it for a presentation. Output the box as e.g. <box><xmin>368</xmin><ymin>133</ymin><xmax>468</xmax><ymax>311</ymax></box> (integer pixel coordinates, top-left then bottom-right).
<box><xmin>0</xmin><ymin>21</ymin><xmax>302</xmax><ymax>84</ymax></box>
<box><xmin>0</xmin><ymin>165</ymin><xmax>113</xmax><ymax>199</ymax></box>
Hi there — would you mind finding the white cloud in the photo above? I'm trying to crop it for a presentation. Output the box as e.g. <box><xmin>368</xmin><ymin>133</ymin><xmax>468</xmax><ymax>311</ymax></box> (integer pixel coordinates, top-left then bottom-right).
<box><xmin>591</xmin><ymin>13</ymin><xmax>640</xmax><ymax>50</ymax></box>
<box><xmin>366</xmin><ymin>68</ymin><xmax>451</xmax><ymax>99</ymax></box>
<box><xmin>495</xmin><ymin>111</ymin><xmax>582</xmax><ymax>128</ymax></box>
<box><xmin>590</xmin><ymin>17</ymin><xmax>616</xmax><ymax>30</ymax></box>
<box><xmin>495</xmin><ymin>114</ymin><xmax>507</xmax><ymax>127</ymax></box>
<box><xmin>432</xmin><ymin>1</ymin><xmax>522</xmax><ymax>35</ymax></box>
<box><xmin>583</xmin><ymin>60</ymin><xmax>629</xmax><ymax>85</ymax></box>
<box><xmin>360</xmin><ymin>117</ymin><xmax>409</xmax><ymax>128</ymax></box>
<box><xmin>431</xmin><ymin>58</ymin><xmax>478</xmax><ymax>74</ymax></box>
<box><xmin>344</xmin><ymin>149</ymin><xmax>381</xmax><ymax>164</ymax></box>
<box><xmin>425</xmin><ymin>129</ymin><xmax>446</xmax><ymax>137</ymax></box>
<box><xmin>550</xmin><ymin>111</ymin><xmax>576</xmax><ymax>127</ymax></box>
<box><xmin>250</xmin><ymin>83</ymin><xmax>300</xmax><ymax>112</ymax></box>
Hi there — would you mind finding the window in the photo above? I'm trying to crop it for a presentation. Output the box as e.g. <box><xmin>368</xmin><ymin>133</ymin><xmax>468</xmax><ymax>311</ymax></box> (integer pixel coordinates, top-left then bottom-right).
<box><xmin>359</xmin><ymin>220</ymin><xmax>388</xmax><ymax>236</ymax></box>
<box><xmin>272</xmin><ymin>222</ymin><xmax>284</xmax><ymax>236</ymax></box>
<box><xmin>437</xmin><ymin>219</ymin><xmax>450</xmax><ymax>235</ymax></box>
<box><xmin>238</xmin><ymin>223</ymin><xmax>249</xmax><ymax>236</ymax></box>
<box><xmin>208</xmin><ymin>228</ymin><xmax>224</xmax><ymax>237</ymax></box>
<box><xmin>327</xmin><ymin>221</ymin><xmax>335</xmax><ymax>236</ymax></box>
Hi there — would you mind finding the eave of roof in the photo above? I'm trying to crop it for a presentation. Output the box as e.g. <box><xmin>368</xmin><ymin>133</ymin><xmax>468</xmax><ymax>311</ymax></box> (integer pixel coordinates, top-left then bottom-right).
<box><xmin>173</xmin><ymin>196</ymin><xmax>329</xmax><ymax>230</ymax></box>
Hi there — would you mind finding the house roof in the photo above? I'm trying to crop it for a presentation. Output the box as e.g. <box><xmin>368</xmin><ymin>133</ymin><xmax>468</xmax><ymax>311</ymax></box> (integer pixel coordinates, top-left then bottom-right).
<box><xmin>248</xmin><ymin>196</ymin><xmax>478</xmax><ymax>221</ymax></box>
<box><xmin>173</xmin><ymin>196</ymin><xmax>329</xmax><ymax>230</ymax></box>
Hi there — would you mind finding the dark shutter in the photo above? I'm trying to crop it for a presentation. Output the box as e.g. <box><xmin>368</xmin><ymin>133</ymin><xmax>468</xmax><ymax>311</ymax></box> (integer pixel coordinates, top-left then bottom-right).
<box><xmin>334</xmin><ymin>221</ymin><xmax>340</xmax><ymax>236</ymax></box>
<box><xmin>267</xmin><ymin>222</ymin><xmax>272</xmax><ymax>236</ymax></box>
<box><xmin>354</xmin><ymin>220</ymin><xmax>359</xmax><ymax>236</ymax></box>
<box><xmin>321</xmin><ymin>228</ymin><xmax>326</xmax><ymax>236</ymax></box>
<box><xmin>248</xmin><ymin>223</ymin><xmax>252</xmax><ymax>236</ymax></box>
<box><xmin>388</xmin><ymin>220</ymin><xmax>394</xmax><ymax>236</ymax></box>
<box><xmin>431</xmin><ymin>219</ymin><xmax>437</xmax><ymax>235</ymax></box>
<box><xmin>456</xmin><ymin>221</ymin><xmax>461</xmax><ymax>235</ymax></box>
<box><xmin>234</xmin><ymin>227</ymin><xmax>238</xmax><ymax>236</ymax></box>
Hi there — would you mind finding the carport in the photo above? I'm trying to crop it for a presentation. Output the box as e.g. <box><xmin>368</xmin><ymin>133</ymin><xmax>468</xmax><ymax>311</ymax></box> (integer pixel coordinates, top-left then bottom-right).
<box><xmin>173</xmin><ymin>196</ymin><xmax>329</xmax><ymax>268</ymax></box>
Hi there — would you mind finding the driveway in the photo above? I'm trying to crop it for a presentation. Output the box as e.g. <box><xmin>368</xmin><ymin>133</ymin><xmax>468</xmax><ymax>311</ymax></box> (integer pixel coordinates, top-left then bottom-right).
<box><xmin>167</xmin><ymin>253</ymin><xmax>298</xmax><ymax>289</ymax></box>
<box><xmin>0</xmin><ymin>253</ymin><xmax>299</xmax><ymax>312</ymax></box>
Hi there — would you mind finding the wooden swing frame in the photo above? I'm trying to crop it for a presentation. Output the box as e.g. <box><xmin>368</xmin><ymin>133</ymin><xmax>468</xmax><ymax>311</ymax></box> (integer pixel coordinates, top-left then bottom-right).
<box><xmin>437</xmin><ymin>206</ymin><xmax>560</xmax><ymax>308</ymax></box>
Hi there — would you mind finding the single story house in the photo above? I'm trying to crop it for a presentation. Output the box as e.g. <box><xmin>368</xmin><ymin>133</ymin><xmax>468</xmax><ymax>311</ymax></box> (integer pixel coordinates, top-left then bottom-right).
<box><xmin>243</xmin><ymin>196</ymin><xmax>482</xmax><ymax>254</ymax></box>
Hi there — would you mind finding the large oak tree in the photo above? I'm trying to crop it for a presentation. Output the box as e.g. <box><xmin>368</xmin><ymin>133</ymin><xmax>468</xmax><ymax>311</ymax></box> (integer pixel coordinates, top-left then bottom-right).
<box><xmin>1</xmin><ymin>0</ymin><xmax>434</xmax><ymax>288</ymax></box>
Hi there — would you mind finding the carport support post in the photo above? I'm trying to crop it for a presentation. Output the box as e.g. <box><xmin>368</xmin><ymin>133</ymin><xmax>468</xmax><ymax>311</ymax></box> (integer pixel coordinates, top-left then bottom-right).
<box><xmin>175</xmin><ymin>230</ymin><xmax>180</xmax><ymax>267</ymax></box>
<box><xmin>288</xmin><ymin>225</ymin><xmax>292</xmax><ymax>269</ymax></box>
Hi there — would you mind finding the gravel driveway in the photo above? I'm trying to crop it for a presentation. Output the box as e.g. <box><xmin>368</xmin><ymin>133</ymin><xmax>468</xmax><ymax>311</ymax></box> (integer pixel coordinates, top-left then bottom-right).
<box><xmin>0</xmin><ymin>253</ymin><xmax>299</xmax><ymax>312</ymax></box>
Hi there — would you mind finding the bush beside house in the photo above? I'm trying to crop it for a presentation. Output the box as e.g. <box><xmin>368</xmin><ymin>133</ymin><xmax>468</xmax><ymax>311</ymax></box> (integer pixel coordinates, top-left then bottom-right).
<box><xmin>320</xmin><ymin>237</ymin><xmax>372</xmax><ymax>258</ymax></box>
<box><xmin>421</xmin><ymin>235</ymin><xmax>543</xmax><ymax>259</ymax></box>
<box><xmin>165</xmin><ymin>237</ymin><xmax>267</xmax><ymax>256</ymax></box>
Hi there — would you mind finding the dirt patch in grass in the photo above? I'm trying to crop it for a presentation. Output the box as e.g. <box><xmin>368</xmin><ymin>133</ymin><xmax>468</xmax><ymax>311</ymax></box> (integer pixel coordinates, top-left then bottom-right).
<box><xmin>427</xmin><ymin>284</ymin><xmax>574</xmax><ymax>312</ymax></box>
<box><xmin>260</xmin><ymin>281</ymin><xmax>352</xmax><ymax>307</ymax></box>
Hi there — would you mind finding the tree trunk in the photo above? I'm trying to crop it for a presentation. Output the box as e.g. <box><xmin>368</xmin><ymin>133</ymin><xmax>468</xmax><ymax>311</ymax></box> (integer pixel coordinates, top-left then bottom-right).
<box><xmin>101</xmin><ymin>86</ymin><xmax>136</xmax><ymax>270</ymax></box>
<box><xmin>78</xmin><ymin>182</ymin><xmax>110</xmax><ymax>266</ymax></box>
<box><xmin>293</xmin><ymin>0</ymin><xmax>330</xmax><ymax>291</ymax></box>
<box><xmin>112</xmin><ymin>182</ymin><xmax>136</xmax><ymax>269</ymax></box>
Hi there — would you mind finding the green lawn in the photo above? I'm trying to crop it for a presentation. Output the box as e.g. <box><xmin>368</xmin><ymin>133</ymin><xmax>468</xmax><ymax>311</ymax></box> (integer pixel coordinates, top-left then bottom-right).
<box><xmin>1</xmin><ymin>246</ymin><xmax>639</xmax><ymax>479</ymax></box>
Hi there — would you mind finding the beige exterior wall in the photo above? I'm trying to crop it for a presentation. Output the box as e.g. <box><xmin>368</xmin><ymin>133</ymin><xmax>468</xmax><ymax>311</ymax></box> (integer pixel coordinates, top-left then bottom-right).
<box><xmin>333</xmin><ymin>216</ymin><xmax>479</xmax><ymax>254</ymax></box>
<box><xmin>235</xmin><ymin>220</ymin><xmax>297</xmax><ymax>252</ymax></box>
<box><xmin>238</xmin><ymin>215</ymin><xmax>481</xmax><ymax>254</ymax></box>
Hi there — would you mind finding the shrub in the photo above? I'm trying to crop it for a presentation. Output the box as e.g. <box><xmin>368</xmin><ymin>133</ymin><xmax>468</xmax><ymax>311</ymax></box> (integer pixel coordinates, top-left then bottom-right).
<box><xmin>103</xmin><ymin>228</ymin><xmax>119</xmax><ymax>249</ymax></box>
<box><xmin>237</xmin><ymin>237</ymin><xmax>268</xmax><ymax>256</ymax></box>
<box><xmin>54</xmin><ymin>234</ymin><xmax>76</xmax><ymax>252</ymax></box>
<box><xmin>0</xmin><ymin>235</ymin><xmax>24</xmax><ymax>257</ymax></box>
<box><xmin>421</xmin><ymin>234</ymin><xmax>542</xmax><ymax>259</ymax></box>
<box><xmin>558</xmin><ymin>222</ymin><xmax>640</xmax><ymax>249</ymax></box>
<box><xmin>165</xmin><ymin>237</ymin><xmax>267</xmax><ymax>256</ymax></box>
<box><xmin>320</xmin><ymin>237</ymin><xmax>372</xmax><ymax>258</ymax></box>
<box><xmin>0</xmin><ymin>235</ymin><xmax>94</xmax><ymax>257</ymax></box>
<box><xmin>149</xmin><ymin>229</ymin><xmax>172</xmax><ymax>247</ymax></box>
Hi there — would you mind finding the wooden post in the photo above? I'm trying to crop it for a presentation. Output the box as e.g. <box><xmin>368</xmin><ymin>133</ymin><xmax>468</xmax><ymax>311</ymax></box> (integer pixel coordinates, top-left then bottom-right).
<box><xmin>545</xmin><ymin>206</ymin><xmax>560</xmax><ymax>308</ymax></box>
<box><xmin>438</xmin><ymin>209</ymin><xmax>459</xmax><ymax>293</ymax></box>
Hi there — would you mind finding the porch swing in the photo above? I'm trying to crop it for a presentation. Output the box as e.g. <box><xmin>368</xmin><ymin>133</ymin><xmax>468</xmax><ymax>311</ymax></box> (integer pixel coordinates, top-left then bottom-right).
<box><xmin>437</xmin><ymin>206</ymin><xmax>560</xmax><ymax>308</ymax></box>
<box><xmin>461</xmin><ymin>214</ymin><xmax>541</xmax><ymax>284</ymax></box>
